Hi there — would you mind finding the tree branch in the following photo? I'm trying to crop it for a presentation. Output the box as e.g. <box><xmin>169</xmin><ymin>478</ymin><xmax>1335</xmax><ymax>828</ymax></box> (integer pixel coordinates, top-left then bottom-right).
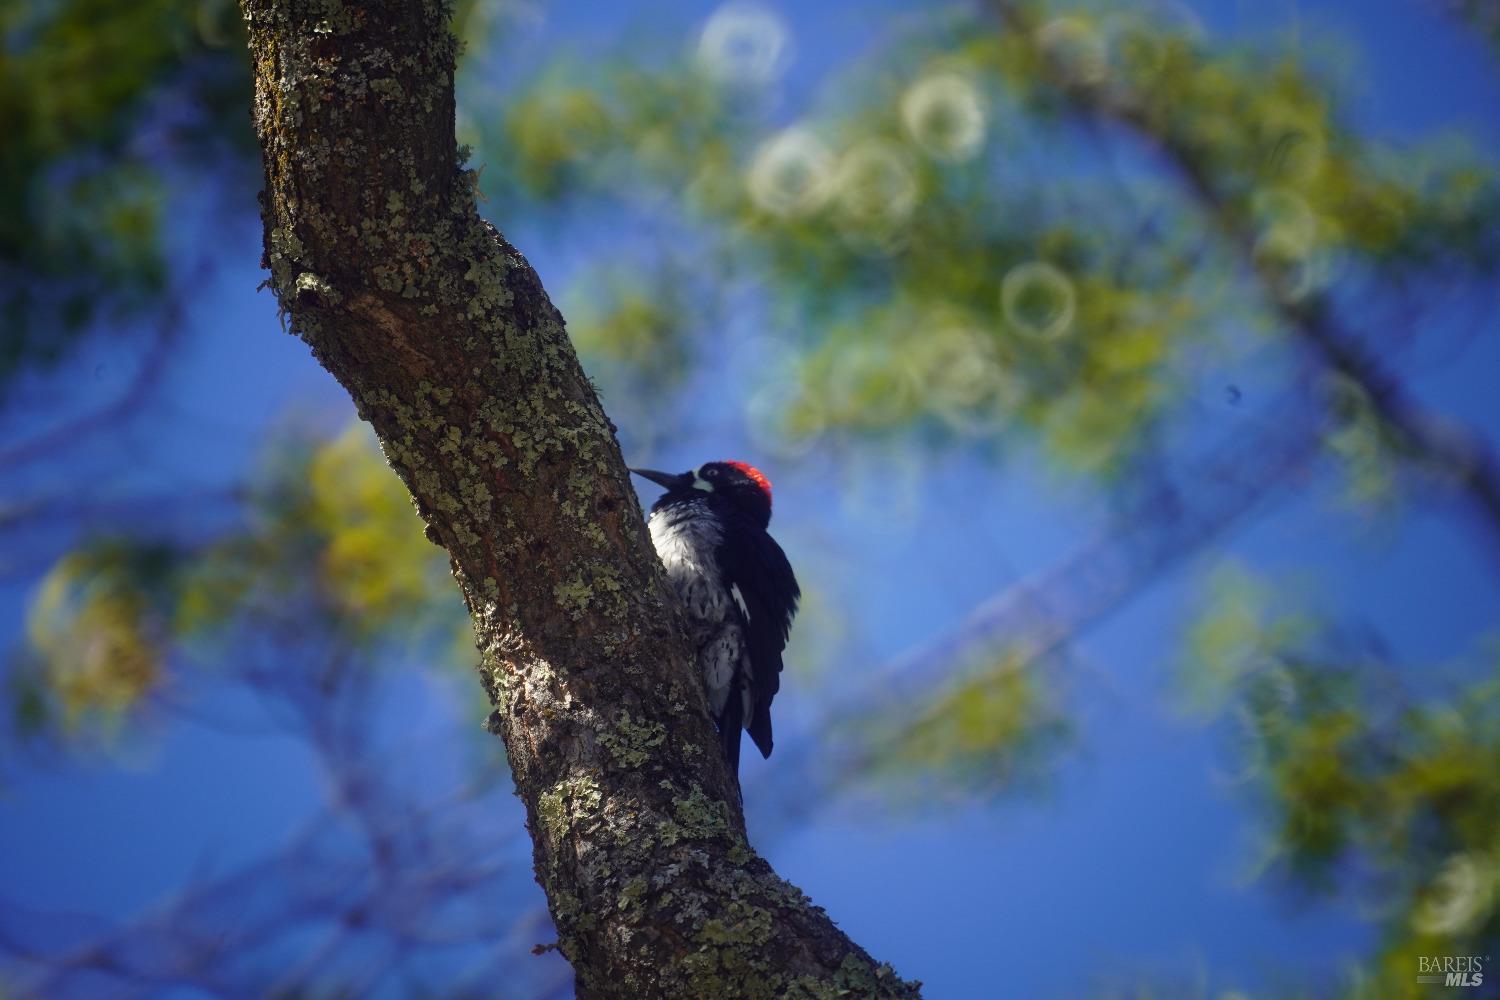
<box><xmin>989</xmin><ymin>0</ymin><xmax>1500</xmax><ymax>564</ymax></box>
<box><xmin>236</xmin><ymin>1</ymin><xmax>918</xmax><ymax>995</ymax></box>
<box><xmin>0</xmin><ymin>261</ymin><xmax>205</xmax><ymax>473</ymax></box>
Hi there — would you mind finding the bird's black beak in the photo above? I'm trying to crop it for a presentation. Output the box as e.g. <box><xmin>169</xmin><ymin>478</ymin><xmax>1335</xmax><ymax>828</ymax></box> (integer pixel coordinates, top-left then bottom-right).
<box><xmin>630</xmin><ymin>467</ymin><xmax>694</xmax><ymax>490</ymax></box>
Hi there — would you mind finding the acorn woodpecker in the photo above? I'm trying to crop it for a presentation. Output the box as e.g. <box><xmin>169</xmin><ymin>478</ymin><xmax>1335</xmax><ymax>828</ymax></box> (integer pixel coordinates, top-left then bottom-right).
<box><xmin>630</xmin><ymin>461</ymin><xmax>800</xmax><ymax>782</ymax></box>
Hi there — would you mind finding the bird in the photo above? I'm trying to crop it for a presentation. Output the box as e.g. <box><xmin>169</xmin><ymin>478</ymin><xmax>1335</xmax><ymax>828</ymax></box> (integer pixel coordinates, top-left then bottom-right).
<box><xmin>630</xmin><ymin>461</ymin><xmax>800</xmax><ymax>783</ymax></box>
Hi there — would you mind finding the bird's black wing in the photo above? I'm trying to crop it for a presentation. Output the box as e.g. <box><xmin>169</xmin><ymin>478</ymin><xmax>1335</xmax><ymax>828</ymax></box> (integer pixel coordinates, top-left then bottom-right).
<box><xmin>718</xmin><ymin>516</ymin><xmax>800</xmax><ymax>759</ymax></box>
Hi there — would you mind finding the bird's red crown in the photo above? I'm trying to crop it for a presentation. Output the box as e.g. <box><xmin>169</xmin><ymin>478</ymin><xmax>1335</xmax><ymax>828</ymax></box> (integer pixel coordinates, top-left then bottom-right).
<box><xmin>724</xmin><ymin>461</ymin><xmax>773</xmax><ymax>505</ymax></box>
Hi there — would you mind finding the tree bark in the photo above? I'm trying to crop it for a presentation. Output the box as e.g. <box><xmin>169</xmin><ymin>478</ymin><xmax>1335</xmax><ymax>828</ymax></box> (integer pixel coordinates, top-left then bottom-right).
<box><xmin>237</xmin><ymin>2</ymin><xmax>920</xmax><ymax>996</ymax></box>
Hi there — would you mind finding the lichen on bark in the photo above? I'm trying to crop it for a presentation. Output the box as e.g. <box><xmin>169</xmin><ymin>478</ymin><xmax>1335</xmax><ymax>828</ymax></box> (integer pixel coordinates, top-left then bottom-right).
<box><xmin>237</xmin><ymin>0</ymin><xmax>922</xmax><ymax>995</ymax></box>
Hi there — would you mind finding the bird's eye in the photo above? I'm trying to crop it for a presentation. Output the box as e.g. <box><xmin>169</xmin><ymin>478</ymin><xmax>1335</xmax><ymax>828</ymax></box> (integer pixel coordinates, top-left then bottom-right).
<box><xmin>705</xmin><ymin>468</ymin><xmax>718</xmax><ymax>478</ymax></box>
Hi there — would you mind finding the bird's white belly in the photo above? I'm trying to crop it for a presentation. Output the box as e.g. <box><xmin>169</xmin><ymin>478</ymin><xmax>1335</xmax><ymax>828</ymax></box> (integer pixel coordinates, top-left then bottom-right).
<box><xmin>647</xmin><ymin>506</ymin><xmax>751</xmax><ymax>722</ymax></box>
<box><xmin>649</xmin><ymin>508</ymin><xmax>729</xmax><ymax>621</ymax></box>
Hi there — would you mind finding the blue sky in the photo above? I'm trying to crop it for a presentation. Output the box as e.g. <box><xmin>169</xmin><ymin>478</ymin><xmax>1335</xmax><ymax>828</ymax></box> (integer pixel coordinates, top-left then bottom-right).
<box><xmin>2</xmin><ymin>1</ymin><xmax>1498</xmax><ymax>997</ymax></box>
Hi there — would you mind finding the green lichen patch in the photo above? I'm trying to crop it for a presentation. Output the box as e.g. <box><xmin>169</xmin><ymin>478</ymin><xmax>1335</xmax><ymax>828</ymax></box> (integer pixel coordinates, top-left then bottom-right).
<box><xmin>598</xmin><ymin>711</ymin><xmax>668</xmax><ymax>769</ymax></box>
<box><xmin>617</xmin><ymin>874</ymin><xmax>649</xmax><ymax>915</ymax></box>
<box><xmin>536</xmin><ymin>773</ymin><xmax>605</xmax><ymax>844</ymax></box>
<box><xmin>695</xmin><ymin>898</ymin><xmax>774</xmax><ymax>948</ymax></box>
<box><xmin>294</xmin><ymin>270</ymin><xmax>341</xmax><ymax>304</ymax></box>
<box><xmin>552</xmin><ymin>578</ymin><xmax>594</xmax><ymax>619</ymax></box>
<box><xmin>654</xmin><ymin>783</ymin><xmax>740</xmax><ymax>849</ymax></box>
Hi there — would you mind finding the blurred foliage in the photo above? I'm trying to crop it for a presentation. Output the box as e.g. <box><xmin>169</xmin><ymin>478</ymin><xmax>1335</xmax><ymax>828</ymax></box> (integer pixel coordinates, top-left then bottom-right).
<box><xmin>859</xmin><ymin>647</ymin><xmax>1072</xmax><ymax>799</ymax></box>
<box><xmin>8</xmin><ymin>424</ymin><xmax>466</xmax><ymax>751</ymax></box>
<box><xmin>1184</xmin><ymin>567</ymin><xmax>1500</xmax><ymax>997</ymax></box>
<box><xmin>1443</xmin><ymin>0</ymin><xmax>1500</xmax><ymax>56</ymax></box>
<box><xmin>0</xmin><ymin>0</ymin><xmax>253</xmax><ymax>387</ymax></box>
<box><xmin>15</xmin><ymin>541</ymin><xmax>173</xmax><ymax>735</ymax></box>
<box><xmin>474</xmin><ymin>4</ymin><xmax>1500</xmax><ymax>991</ymax></box>
<box><xmin>460</xmin><ymin>0</ymin><xmax>1500</xmax><ymax>839</ymax></box>
<box><xmin>172</xmin><ymin>423</ymin><xmax>461</xmax><ymax>648</ymax></box>
<box><xmin>1321</xmin><ymin>373</ymin><xmax>1403</xmax><ymax>512</ymax></box>
<box><xmin>560</xmin><ymin>255</ymin><xmax>705</xmax><ymax>413</ymax></box>
<box><xmin>0</xmin><ymin>0</ymin><xmax>495</xmax><ymax>394</ymax></box>
<box><xmin>475</xmin><ymin>0</ymin><xmax>1497</xmax><ymax>482</ymax></box>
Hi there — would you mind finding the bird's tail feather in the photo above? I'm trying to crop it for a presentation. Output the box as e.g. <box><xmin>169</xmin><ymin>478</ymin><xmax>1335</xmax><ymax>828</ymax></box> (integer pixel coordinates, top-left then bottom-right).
<box><xmin>747</xmin><ymin>706</ymin><xmax>773</xmax><ymax>759</ymax></box>
<box><xmin>718</xmin><ymin>686</ymin><xmax>744</xmax><ymax>790</ymax></box>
